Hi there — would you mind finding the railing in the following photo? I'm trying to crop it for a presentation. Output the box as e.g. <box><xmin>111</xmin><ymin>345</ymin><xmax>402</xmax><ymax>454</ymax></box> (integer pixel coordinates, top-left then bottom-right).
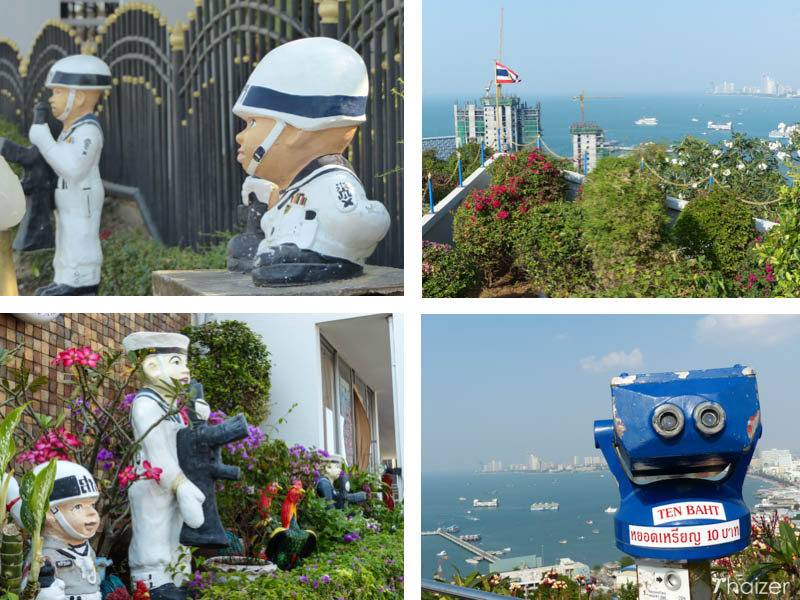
<box><xmin>0</xmin><ymin>0</ymin><xmax>403</xmax><ymax>267</ymax></box>
<box><xmin>421</xmin><ymin>579</ymin><xmax>509</xmax><ymax>599</ymax></box>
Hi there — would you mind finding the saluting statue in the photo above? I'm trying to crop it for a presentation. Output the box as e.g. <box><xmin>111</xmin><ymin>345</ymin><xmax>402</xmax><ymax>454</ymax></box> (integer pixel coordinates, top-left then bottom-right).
<box><xmin>230</xmin><ymin>37</ymin><xmax>390</xmax><ymax>286</ymax></box>
<box><xmin>122</xmin><ymin>332</ymin><xmax>209</xmax><ymax>600</ymax></box>
<box><xmin>28</xmin><ymin>55</ymin><xmax>111</xmax><ymax>296</ymax></box>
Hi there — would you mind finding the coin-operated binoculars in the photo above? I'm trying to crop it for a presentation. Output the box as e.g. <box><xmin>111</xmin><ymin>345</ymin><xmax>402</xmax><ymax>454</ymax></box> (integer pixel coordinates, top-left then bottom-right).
<box><xmin>594</xmin><ymin>366</ymin><xmax>762</xmax><ymax>600</ymax></box>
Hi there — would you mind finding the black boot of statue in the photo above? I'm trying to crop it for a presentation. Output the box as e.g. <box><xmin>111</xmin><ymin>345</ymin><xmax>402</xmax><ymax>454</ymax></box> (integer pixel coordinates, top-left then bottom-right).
<box><xmin>34</xmin><ymin>283</ymin><xmax>99</xmax><ymax>296</ymax></box>
<box><xmin>149</xmin><ymin>583</ymin><xmax>187</xmax><ymax>600</ymax></box>
<box><xmin>227</xmin><ymin>198</ymin><xmax>267</xmax><ymax>273</ymax></box>
<box><xmin>251</xmin><ymin>243</ymin><xmax>362</xmax><ymax>287</ymax></box>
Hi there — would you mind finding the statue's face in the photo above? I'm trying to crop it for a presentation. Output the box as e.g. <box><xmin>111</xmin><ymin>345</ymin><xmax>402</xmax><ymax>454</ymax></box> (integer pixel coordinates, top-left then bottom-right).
<box><xmin>48</xmin><ymin>86</ymin><xmax>71</xmax><ymax>118</ymax></box>
<box><xmin>45</xmin><ymin>498</ymin><xmax>99</xmax><ymax>542</ymax></box>
<box><xmin>142</xmin><ymin>352</ymin><xmax>190</xmax><ymax>388</ymax></box>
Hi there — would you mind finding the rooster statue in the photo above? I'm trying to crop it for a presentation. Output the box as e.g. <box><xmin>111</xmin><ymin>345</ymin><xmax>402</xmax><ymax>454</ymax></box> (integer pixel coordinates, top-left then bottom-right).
<box><xmin>265</xmin><ymin>481</ymin><xmax>317</xmax><ymax>570</ymax></box>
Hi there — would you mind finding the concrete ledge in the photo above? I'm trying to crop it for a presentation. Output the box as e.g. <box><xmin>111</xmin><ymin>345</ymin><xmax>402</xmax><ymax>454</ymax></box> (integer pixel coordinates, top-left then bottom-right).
<box><xmin>152</xmin><ymin>266</ymin><xmax>404</xmax><ymax>296</ymax></box>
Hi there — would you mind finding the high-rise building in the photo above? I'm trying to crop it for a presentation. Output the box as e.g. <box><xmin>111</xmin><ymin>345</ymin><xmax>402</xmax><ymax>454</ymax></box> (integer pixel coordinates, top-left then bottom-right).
<box><xmin>571</xmin><ymin>122</ymin><xmax>608</xmax><ymax>174</ymax></box>
<box><xmin>528</xmin><ymin>454</ymin><xmax>540</xmax><ymax>471</ymax></box>
<box><xmin>454</xmin><ymin>96</ymin><xmax>542</xmax><ymax>152</ymax></box>
<box><xmin>761</xmin><ymin>449</ymin><xmax>792</xmax><ymax>467</ymax></box>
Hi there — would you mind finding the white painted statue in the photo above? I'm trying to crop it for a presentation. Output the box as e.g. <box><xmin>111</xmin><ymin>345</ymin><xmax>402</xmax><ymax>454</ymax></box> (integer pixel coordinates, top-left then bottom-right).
<box><xmin>232</xmin><ymin>37</ymin><xmax>390</xmax><ymax>286</ymax></box>
<box><xmin>28</xmin><ymin>55</ymin><xmax>111</xmax><ymax>296</ymax></box>
<box><xmin>14</xmin><ymin>461</ymin><xmax>102</xmax><ymax>600</ymax></box>
<box><xmin>122</xmin><ymin>332</ymin><xmax>210</xmax><ymax>600</ymax></box>
<box><xmin>0</xmin><ymin>155</ymin><xmax>25</xmax><ymax>232</ymax></box>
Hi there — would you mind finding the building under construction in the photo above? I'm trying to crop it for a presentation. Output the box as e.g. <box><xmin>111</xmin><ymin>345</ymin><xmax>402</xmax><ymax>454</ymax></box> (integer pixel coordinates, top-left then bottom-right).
<box><xmin>454</xmin><ymin>95</ymin><xmax>542</xmax><ymax>152</ymax></box>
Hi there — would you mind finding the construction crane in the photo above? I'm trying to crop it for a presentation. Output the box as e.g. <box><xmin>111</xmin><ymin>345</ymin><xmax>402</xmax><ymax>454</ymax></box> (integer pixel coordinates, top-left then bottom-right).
<box><xmin>572</xmin><ymin>90</ymin><xmax>623</xmax><ymax>124</ymax></box>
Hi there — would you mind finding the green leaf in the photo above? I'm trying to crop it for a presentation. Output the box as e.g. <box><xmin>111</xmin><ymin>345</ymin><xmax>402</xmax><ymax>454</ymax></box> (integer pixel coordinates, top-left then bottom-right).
<box><xmin>30</xmin><ymin>459</ymin><xmax>57</xmax><ymax>529</ymax></box>
<box><xmin>0</xmin><ymin>403</ymin><xmax>28</xmax><ymax>474</ymax></box>
<box><xmin>18</xmin><ymin>472</ymin><xmax>36</xmax><ymax>533</ymax></box>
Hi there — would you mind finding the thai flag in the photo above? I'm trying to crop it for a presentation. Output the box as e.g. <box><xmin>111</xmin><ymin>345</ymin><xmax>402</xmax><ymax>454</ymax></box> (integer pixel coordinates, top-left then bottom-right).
<box><xmin>495</xmin><ymin>62</ymin><xmax>521</xmax><ymax>84</ymax></box>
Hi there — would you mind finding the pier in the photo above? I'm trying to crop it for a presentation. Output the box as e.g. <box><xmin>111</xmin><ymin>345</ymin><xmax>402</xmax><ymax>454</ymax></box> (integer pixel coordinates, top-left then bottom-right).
<box><xmin>422</xmin><ymin>529</ymin><xmax>498</xmax><ymax>563</ymax></box>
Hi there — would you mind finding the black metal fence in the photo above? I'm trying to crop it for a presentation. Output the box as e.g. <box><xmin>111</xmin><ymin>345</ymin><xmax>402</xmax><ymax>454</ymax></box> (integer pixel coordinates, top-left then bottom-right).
<box><xmin>0</xmin><ymin>0</ymin><xmax>403</xmax><ymax>268</ymax></box>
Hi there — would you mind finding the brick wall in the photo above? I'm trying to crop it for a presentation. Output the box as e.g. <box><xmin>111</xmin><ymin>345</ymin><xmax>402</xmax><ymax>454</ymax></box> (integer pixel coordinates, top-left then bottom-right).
<box><xmin>0</xmin><ymin>313</ymin><xmax>191</xmax><ymax>428</ymax></box>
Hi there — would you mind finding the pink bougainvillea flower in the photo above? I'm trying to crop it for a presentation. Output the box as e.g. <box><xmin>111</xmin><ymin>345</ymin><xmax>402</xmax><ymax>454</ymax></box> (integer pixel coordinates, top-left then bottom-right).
<box><xmin>141</xmin><ymin>460</ymin><xmax>163</xmax><ymax>484</ymax></box>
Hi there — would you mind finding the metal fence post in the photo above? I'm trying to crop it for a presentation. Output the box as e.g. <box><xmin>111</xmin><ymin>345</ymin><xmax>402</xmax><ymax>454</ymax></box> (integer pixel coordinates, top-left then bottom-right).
<box><xmin>316</xmin><ymin>0</ymin><xmax>341</xmax><ymax>38</ymax></box>
<box><xmin>168</xmin><ymin>20</ymin><xmax>185</xmax><ymax>246</ymax></box>
<box><xmin>481</xmin><ymin>141</ymin><xmax>484</xmax><ymax>166</ymax></box>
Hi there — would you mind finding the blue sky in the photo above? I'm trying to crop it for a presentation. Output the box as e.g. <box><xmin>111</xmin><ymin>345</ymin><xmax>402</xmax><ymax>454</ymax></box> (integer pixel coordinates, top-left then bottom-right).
<box><xmin>422</xmin><ymin>1</ymin><xmax>800</xmax><ymax>97</ymax></box>
<box><xmin>422</xmin><ymin>315</ymin><xmax>800</xmax><ymax>473</ymax></box>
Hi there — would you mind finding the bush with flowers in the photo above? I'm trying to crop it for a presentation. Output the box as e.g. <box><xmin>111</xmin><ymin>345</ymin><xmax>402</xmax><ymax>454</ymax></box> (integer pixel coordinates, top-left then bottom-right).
<box><xmin>452</xmin><ymin>149</ymin><xmax>569</xmax><ymax>284</ymax></box>
<box><xmin>422</xmin><ymin>241</ymin><xmax>481</xmax><ymax>298</ymax></box>
<box><xmin>757</xmin><ymin>161</ymin><xmax>800</xmax><ymax>297</ymax></box>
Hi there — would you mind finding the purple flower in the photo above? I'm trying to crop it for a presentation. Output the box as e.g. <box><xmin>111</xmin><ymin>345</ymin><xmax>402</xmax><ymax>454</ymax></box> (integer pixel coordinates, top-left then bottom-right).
<box><xmin>299</xmin><ymin>575</ymin><xmax>308</xmax><ymax>583</ymax></box>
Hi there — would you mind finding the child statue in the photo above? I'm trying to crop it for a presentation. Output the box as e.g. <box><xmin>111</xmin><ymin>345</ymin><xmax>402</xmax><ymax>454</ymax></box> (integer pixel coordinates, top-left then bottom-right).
<box><xmin>230</xmin><ymin>37</ymin><xmax>390</xmax><ymax>286</ymax></box>
<box><xmin>17</xmin><ymin>461</ymin><xmax>102</xmax><ymax>600</ymax></box>
<box><xmin>122</xmin><ymin>332</ymin><xmax>209</xmax><ymax>600</ymax></box>
<box><xmin>27</xmin><ymin>55</ymin><xmax>111</xmax><ymax>296</ymax></box>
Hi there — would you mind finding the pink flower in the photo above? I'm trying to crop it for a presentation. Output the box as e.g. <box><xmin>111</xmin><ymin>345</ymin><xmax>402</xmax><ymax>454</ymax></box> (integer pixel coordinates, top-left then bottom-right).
<box><xmin>142</xmin><ymin>460</ymin><xmax>163</xmax><ymax>484</ymax></box>
<box><xmin>118</xmin><ymin>465</ymin><xmax>138</xmax><ymax>488</ymax></box>
<box><xmin>497</xmin><ymin>210</ymin><xmax>510</xmax><ymax>220</ymax></box>
<box><xmin>51</xmin><ymin>346</ymin><xmax>100</xmax><ymax>368</ymax></box>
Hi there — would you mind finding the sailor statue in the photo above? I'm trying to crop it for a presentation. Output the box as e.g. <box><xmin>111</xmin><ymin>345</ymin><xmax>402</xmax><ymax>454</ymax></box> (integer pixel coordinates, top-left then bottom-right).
<box><xmin>230</xmin><ymin>37</ymin><xmax>390</xmax><ymax>286</ymax></box>
<box><xmin>122</xmin><ymin>332</ymin><xmax>209</xmax><ymax>600</ymax></box>
<box><xmin>28</xmin><ymin>55</ymin><xmax>111</xmax><ymax>296</ymax></box>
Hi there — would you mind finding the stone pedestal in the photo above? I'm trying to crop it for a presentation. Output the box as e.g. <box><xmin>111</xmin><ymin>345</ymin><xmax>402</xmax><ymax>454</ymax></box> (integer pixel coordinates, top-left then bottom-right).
<box><xmin>152</xmin><ymin>265</ymin><xmax>403</xmax><ymax>296</ymax></box>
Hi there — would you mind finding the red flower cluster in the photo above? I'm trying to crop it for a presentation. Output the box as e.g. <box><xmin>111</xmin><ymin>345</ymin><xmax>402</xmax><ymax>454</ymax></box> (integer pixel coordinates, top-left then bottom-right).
<box><xmin>118</xmin><ymin>460</ymin><xmax>163</xmax><ymax>488</ymax></box>
<box><xmin>17</xmin><ymin>428</ymin><xmax>83</xmax><ymax>465</ymax></box>
<box><xmin>51</xmin><ymin>346</ymin><xmax>101</xmax><ymax>368</ymax></box>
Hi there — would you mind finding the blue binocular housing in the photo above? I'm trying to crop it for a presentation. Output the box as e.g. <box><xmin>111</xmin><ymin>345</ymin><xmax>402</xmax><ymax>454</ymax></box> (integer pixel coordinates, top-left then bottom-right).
<box><xmin>594</xmin><ymin>366</ymin><xmax>762</xmax><ymax>561</ymax></box>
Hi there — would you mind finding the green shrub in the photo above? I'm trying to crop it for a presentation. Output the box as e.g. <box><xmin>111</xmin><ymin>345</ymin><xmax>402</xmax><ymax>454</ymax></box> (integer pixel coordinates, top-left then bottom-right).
<box><xmin>181</xmin><ymin>319</ymin><xmax>272</xmax><ymax>424</ymax></box>
<box><xmin>512</xmin><ymin>201</ymin><xmax>593</xmax><ymax>296</ymax></box>
<box><xmin>758</xmin><ymin>165</ymin><xmax>800</xmax><ymax>296</ymax></box>
<box><xmin>0</xmin><ymin>117</ymin><xmax>31</xmax><ymax>178</ymax></box>
<box><xmin>453</xmin><ymin>149</ymin><xmax>568</xmax><ymax>284</ymax></box>
<box><xmin>196</xmin><ymin>530</ymin><xmax>403</xmax><ymax>599</ymax></box>
<box><xmin>422</xmin><ymin>241</ymin><xmax>480</xmax><ymax>297</ymax></box>
<box><xmin>581</xmin><ymin>155</ymin><xmax>670</xmax><ymax>282</ymax></box>
<box><xmin>99</xmin><ymin>230</ymin><xmax>227</xmax><ymax>295</ymax></box>
<box><xmin>673</xmin><ymin>186</ymin><xmax>755</xmax><ymax>274</ymax></box>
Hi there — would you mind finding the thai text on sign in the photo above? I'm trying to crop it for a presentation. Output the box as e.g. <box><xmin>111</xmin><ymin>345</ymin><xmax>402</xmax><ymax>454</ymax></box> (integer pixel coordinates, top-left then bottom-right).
<box><xmin>629</xmin><ymin>520</ymin><xmax>741</xmax><ymax>548</ymax></box>
<box><xmin>651</xmin><ymin>501</ymin><xmax>726</xmax><ymax>525</ymax></box>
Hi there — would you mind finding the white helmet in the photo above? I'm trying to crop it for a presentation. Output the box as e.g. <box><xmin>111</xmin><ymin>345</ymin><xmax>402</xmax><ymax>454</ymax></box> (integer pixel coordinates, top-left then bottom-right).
<box><xmin>45</xmin><ymin>55</ymin><xmax>112</xmax><ymax>91</ymax></box>
<box><xmin>232</xmin><ymin>37</ymin><xmax>368</xmax><ymax>175</ymax></box>
<box><xmin>45</xmin><ymin>55</ymin><xmax>111</xmax><ymax>121</ymax></box>
<box><xmin>36</xmin><ymin>461</ymin><xmax>99</xmax><ymax>540</ymax></box>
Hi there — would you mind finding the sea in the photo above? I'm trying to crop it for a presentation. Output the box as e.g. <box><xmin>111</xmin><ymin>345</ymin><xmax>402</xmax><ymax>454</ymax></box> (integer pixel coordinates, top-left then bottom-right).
<box><xmin>422</xmin><ymin>93</ymin><xmax>800</xmax><ymax>158</ymax></box>
<box><xmin>421</xmin><ymin>470</ymin><xmax>776</xmax><ymax>580</ymax></box>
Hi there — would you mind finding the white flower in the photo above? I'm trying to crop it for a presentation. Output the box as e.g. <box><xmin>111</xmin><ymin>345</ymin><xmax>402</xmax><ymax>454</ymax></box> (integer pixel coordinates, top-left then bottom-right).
<box><xmin>769</xmin><ymin>141</ymin><xmax>781</xmax><ymax>151</ymax></box>
<box><xmin>737</xmin><ymin>163</ymin><xmax>745</xmax><ymax>170</ymax></box>
<box><xmin>671</xmin><ymin>158</ymin><xmax>678</xmax><ymax>165</ymax></box>
<box><xmin>712</xmin><ymin>149</ymin><xmax>722</xmax><ymax>156</ymax></box>
<box><xmin>759</xmin><ymin>162</ymin><xmax>768</xmax><ymax>170</ymax></box>
<box><xmin>692</xmin><ymin>183</ymin><xmax>698</xmax><ymax>188</ymax></box>
<box><xmin>679</xmin><ymin>160</ymin><xmax>686</xmax><ymax>166</ymax></box>
<box><xmin>665</xmin><ymin>157</ymin><xmax>671</xmax><ymax>164</ymax></box>
<box><xmin>712</xmin><ymin>162</ymin><xmax>719</xmax><ymax>168</ymax></box>
<box><xmin>724</xmin><ymin>141</ymin><xmax>733</xmax><ymax>149</ymax></box>
<box><xmin>678</xmin><ymin>193</ymin><xmax>684</xmax><ymax>200</ymax></box>
<box><xmin>777</xmin><ymin>151</ymin><xmax>789</xmax><ymax>161</ymax></box>
<box><xmin>723</xmin><ymin>169</ymin><xmax>731</xmax><ymax>176</ymax></box>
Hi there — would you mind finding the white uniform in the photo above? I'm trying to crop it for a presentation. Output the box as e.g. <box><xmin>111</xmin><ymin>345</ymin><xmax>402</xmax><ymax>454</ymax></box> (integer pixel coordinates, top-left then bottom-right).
<box><xmin>29</xmin><ymin>114</ymin><xmax>104</xmax><ymax>287</ymax></box>
<box><xmin>128</xmin><ymin>388</ymin><xmax>190</xmax><ymax>589</ymax></box>
<box><xmin>257</xmin><ymin>156</ymin><xmax>390</xmax><ymax>263</ymax></box>
<box><xmin>37</xmin><ymin>537</ymin><xmax>101</xmax><ymax>600</ymax></box>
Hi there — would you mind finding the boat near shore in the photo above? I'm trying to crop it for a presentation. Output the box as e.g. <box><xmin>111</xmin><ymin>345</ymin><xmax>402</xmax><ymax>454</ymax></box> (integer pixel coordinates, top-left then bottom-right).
<box><xmin>707</xmin><ymin>121</ymin><xmax>733</xmax><ymax>130</ymax></box>
<box><xmin>635</xmin><ymin>117</ymin><xmax>658</xmax><ymax>126</ymax></box>
<box><xmin>530</xmin><ymin>502</ymin><xmax>559</xmax><ymax>511</ymax></box>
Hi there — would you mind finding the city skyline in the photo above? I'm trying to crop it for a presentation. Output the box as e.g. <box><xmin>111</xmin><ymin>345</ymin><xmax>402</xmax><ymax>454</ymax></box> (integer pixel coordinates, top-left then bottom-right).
<box><xmin>422</xmin><ymin>315</ymin><xmax>800</xmax><ymax>474</ymax></box>
<box><xmin>423</xmin><ymin>1</ymin><xmax>800</xmax><ymax>97</ymax></box>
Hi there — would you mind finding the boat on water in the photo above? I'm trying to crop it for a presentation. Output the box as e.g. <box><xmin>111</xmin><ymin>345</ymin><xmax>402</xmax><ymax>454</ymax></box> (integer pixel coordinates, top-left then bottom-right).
<box><xmin>437</xmin><ymin>550</ymin><xmax>448</xmax><ymax>557</ymax></box>
<box><xmin>604</xmin><ymin>506</ymin><xmax>618</xmax><ymax>513</ymax></box>
<box><xmin>504</xmin><ymin>547</ymin><xmax>511</xmax><ymax>552</ymax></box>
<box><xmin>473</xmin><ymin>498</ymin><xmax>499</xmax><ymax>507</ymax></box>
<box><xmin>592</xmin><ymin>529</ymin><xmax>600</xmax><ymax>534</ymax></box>
<box><xmin>585</xmin><ymin>520</ymin><xmax>594</xmax><ymax>524</ymax></box>
<box><xmin>460</xmin><ymin>534</ymin><xmax>481</xmax><ymax>542</ymax></box>
<box><xmin>769</xmin><ymin>122</ymin><xmax>799</xmax><ymax>138</ymax></box>
<box><xmin>530</xmin><ymin>502</ymin><xmax>559</xmax><ymax>511</ymax></box>
<box><xmin>559</xmin><ymin>539</ymin><xmax>568</xmax><ymax>544</ymax></box>
<box><xmin>691</xmin><ymin>117</ymin><xmax>699</xmax><ymax>122</ymax></box>
<box><xmin>578</xmin><ymin>536</ymin><xmax>585</xmax><ymax>540</ymax></box>
<box><xmin>707</xmin><ymin>121</ymin><xmax>733</xmax><ymax>130</ymax></box>
<box><xmin>458</xmin><ymin>497</ymin><xmax>467</xmax><ymax>501</ymax></box>
<box><xmin>465</xmin><ymin>558</ymin><xmax>479</xmax><ymax>565</ymax></box>
<box><xmin>444</xmin><ymin>525</ymin><xmax>460</xmax><ymax>534</ymax></box>
<box><xmin>635</xmin><ymin>117</ymin><xmax>658</xmax><ymax>126</ymax></box>
<box><xmin>465</xmin><ymin>516</ymin><xmax>480</xmax><ymax>521</ymax></box>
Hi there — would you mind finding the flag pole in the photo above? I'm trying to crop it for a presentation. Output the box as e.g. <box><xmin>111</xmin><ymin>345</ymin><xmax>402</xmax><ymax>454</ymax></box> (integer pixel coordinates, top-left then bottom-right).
<box><xmin>496</xmin><ymin>8</ymin><xmax>503</xmax><ymax>152</ymax></box>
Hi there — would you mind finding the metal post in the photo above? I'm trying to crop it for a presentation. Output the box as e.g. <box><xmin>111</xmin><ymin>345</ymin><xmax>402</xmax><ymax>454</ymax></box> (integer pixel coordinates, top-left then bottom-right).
<box><xmin>584</xmin><ymin>150</ymin><xmax>588</xmax><ymax>175</ymax></box>
<box><xmin>458</xmin><ymin>153</ymin><xmax>463</xmax><ymax>187</ymax></box>
<box><xmin>428</xmin><ymin>174</ymin><xmax>434</xmax><ymax>214</ymax></box>
<box><xmin>537</xmin><ymin>135</ymin><xmax>541</xmax><ymax>151</ymax></box>
<box><xmin>709</xmin><ymin>174</ymin><xmax>713</xmax><ymax>188</ymax></box>
<box><xmin>481</xmin><ymin>141</ymin><xmax>484</xmax><ymax>166</ymax></box>
<box><xmin>316</xmin><ymin>0</ymin><xmax>341</xmax><ymax>38</ymax></box>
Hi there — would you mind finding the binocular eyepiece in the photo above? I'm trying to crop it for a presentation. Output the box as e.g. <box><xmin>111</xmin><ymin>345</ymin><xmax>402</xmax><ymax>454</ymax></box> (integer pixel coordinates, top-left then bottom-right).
<box><xmin>651</xmin><ymin>401</ymin><xmax>726</xmax><ymax>438</ymax></box>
